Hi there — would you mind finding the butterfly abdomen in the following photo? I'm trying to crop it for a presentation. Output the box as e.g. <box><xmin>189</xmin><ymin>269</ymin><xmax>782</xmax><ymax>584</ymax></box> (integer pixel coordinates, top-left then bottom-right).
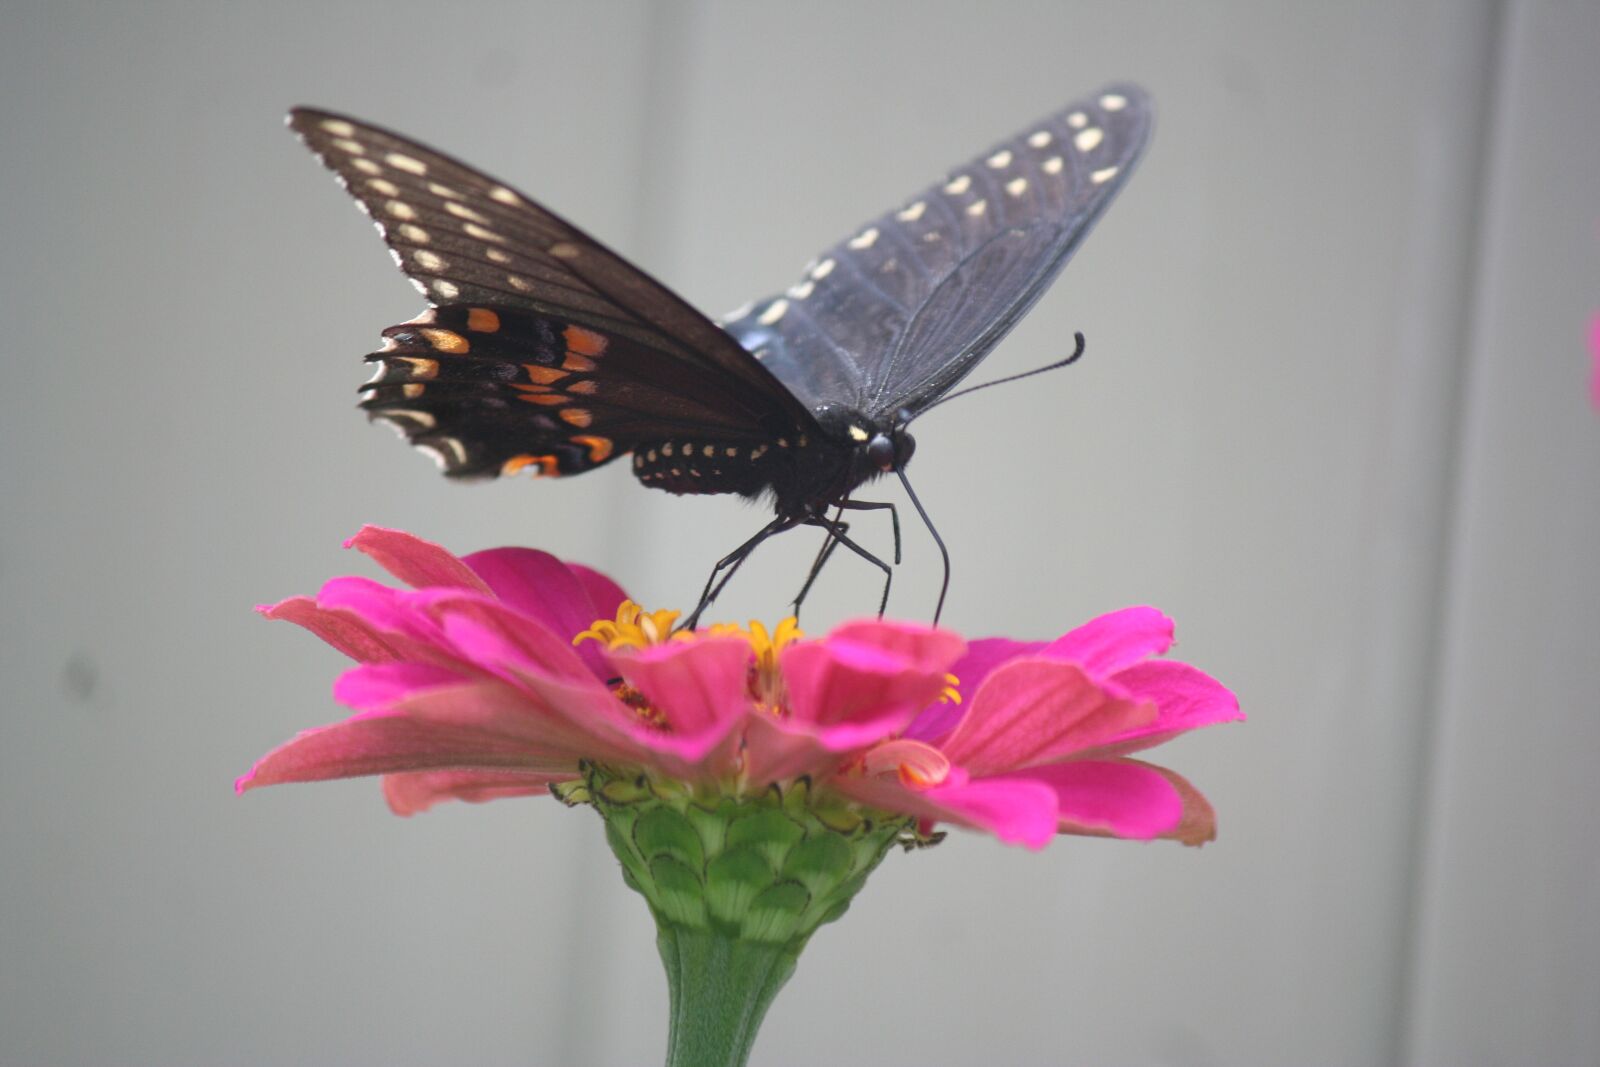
<box><xmin>631</xmin><ymin>439</ymin><xmax>775</xmax><ymax>497</ymax></box>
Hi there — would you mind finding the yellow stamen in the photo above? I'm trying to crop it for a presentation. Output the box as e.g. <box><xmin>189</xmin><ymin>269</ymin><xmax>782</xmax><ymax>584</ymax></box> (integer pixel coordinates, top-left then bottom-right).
<box><xmin>940</xmin><ymin>672</ymin><xmax>962</xmax><ymax>705</ymax></box>
<box><xmin>573</xmin><ymin>600</ymin><xmax>688</xmax><ymax>652</ymax></box>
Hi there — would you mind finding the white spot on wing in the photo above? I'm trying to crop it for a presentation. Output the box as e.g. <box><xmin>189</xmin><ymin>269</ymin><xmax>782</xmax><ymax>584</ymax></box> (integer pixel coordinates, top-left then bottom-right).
<box><xmin>757</xmin><ymin>299</ymin><xmax>789</xmax><ymax>325</ymax></box>
<box><xmin>1043</xmin><ymin>156</ymin><xmax>1064</xmax><ymax>175</ymax></box>
<box><xmin>848</xmin><ymin>227</ymin><xmax>879</xmax><ymax>250</ymax></box>
<box><xmin>398</xmin><ymin>224</ymin><xmax>430</xmax><ymax>243</ymax></box>
<box><xmin>1067</xmin><ymin>111</ymin><xmax>1088</xmax><ymax>128</ymax></box>
<box><xmin>486</xmin><ymin>248</ymin><xmax>512</xmax><ymax>264</ymax></box>
<box><xmin>507</xmin><ymin>274</ymin><xmax>532</xmax><ymax>291</ymax></box>
<box><xmin>350</xmin><ymin>158</ymin><xmax>382</xmax><ymax>175</ymax></box>
<box><xmin>414</xmin><ymin>250</ymin><xmax>446</xmax><ymax>271</ymax></box>
<box><xmin>464</xmin><ymin>222</ymin><xmax>505</xmax><ymax>243</ymax></box>
<box><xmin>385</xmin><ymin>200</ymin><xmax>417</xmax><ymax>220</ymax></box>
<box><xmin>367</xmin><ymin>178</ymin><xmax>400</xmax><ymax>196</ymax></box>
<box><xmin>986</xmin><ymin>149</ymin><xmax>1013</xmax><ymax>169</ymax></box>
<box><xmin>1091</xmin><ymin>165</ymin><xmax>1119</xmax><ymax>184</ymax></box>
<box><xmin>331</xmin><ymin>138</ymin><xmax>365</xmax><ymax>155</ymax></box>
<box><xmin>1075</xmin><ymin>127</ymin><xmax>1104</xmax><ymax>152</ymax></box>
<box><xmin>549</xmin><ymin>242</ymin><xmax>581</xmax><ymax>259</ymax></box>
<box><xmin>1006</xmin><ymin>177</ymin><xmax>1028</xmax><ymax>197</ymax></box>
<box><xmin>427</xmin><ymin>182</ymin><xmax>462</xmax><ymax>200</ymax></box>
<box><xmin>1028</xmin><ymin>130</ymin><xmax>1052</xmax><ymax>148</ymax></box>
<box><xmin>381</xmin><ymin>409</ymin><xmax>437</xmax><ymax>429</ymax></box>
<box><xmin>897</xmin><ymin>201</ymin><xmax>926</xmax><ymax>221</ymax></box>
<box><xmin>965</xmin><ymin>200</ymin><xmax>986</xmax><ymax>217</ymax></box>
<box><xmin>943</xmin><ymin>174</ymin><xmax>971</xmax><ymax>195</ymax></box>
<box><xmin>432</xmin><ymin>279</ymin><xmax>460</xmax><ymax>300</ymax></box>
<box><xmin>787</xmin><ymin>280</ymin><xmax>815</xmax><ymax>299</ymax></box>
<box><xmin>319</xmin><ymin>118</ymin><xmax>356</xmax><ymax>137</ymax></box>
<box><xmin>489</xmin><ymin>186</ymin><xmax>522</xmax><ymax>206</ymax></box>
<box><xmin>445</xmin><ymin>201</ymin><xmax>490</xmax><ymax>224</ymax></box>
<box><xmin>1100</xmin><ymin>92</ymin><xmax>1128</xmax><ymax>111</ymax></box>
<box><xmin>811</xmin><ymin>258</ymin><xmax>836</xmax><ymax>280</ymax></box>
<box><xmin>386</xmin><ymin>152</ymin><xmax>428</xmax><ymax>175</ymax></box>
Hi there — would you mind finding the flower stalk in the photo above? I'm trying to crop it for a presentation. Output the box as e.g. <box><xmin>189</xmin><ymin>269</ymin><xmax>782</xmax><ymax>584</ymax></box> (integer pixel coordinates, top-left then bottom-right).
<box><xmin>562</xmin><ymin>764</ymin><xmax>913</xmax><ymax>1066</ymax></box>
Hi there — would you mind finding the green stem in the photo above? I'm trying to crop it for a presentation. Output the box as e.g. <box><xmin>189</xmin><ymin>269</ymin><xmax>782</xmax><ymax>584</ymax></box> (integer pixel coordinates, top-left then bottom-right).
<box><xmin>658</xmin><ymin>924</ymin><xmax>799</xmax><ymax>1067</ymax></box>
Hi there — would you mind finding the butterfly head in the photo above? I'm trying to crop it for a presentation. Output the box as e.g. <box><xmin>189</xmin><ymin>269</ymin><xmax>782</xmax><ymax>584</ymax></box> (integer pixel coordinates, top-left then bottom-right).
<box><xmin>815</xmin><ymin>406</ymin><xmax>917</xmax><ymax>477</ymax></box>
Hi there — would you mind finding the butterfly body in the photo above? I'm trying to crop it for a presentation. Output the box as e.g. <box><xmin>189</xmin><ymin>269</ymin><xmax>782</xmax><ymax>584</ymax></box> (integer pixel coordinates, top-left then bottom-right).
<box><xmin>290</xmin><ymin>86</ymin><xmax>1150</xmax><ymax>614</ymax></box>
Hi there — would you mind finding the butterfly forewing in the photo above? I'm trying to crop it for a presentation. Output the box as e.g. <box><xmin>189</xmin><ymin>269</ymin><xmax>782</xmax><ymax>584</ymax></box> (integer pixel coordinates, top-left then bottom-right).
<box><xmin>289</xmin><ymin>109</ymin><xmax>815</xmax><ymax>416</ymax></box>
<box><xmin>289</xmin><ymin>107</ymin><xmax>820</xmax><ymax>481</ymax></box>
<box><xmin>724</xmin><ymin>84</ymin><xmax>1151</xmax><ymax>421</ymax></box>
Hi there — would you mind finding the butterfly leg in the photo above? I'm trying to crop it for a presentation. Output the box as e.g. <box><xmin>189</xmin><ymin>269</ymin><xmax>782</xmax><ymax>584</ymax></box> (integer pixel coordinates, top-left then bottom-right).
<box><xmin>803</xmin><ymin>514</ymin><xmax>894</xmax><ymax>617</ymax></box>
<box><xmin>837</xmin><ymin>499</ymin><xmax>901</xmax><ymax>565</ymax></box>
<box><xmin>790</xmin><ymin>508</ymin><xmax>851</xmax><ymax>617</ymax></box>
<box><xmin>683</xmin><ymin>515</ymin><xmax>795</xmax><ymax>631</ymax></box>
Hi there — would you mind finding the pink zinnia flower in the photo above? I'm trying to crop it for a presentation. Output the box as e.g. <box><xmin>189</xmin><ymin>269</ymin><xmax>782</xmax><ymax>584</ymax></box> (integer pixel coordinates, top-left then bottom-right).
<box><xmin>239</xmin><ymin>527</ymin><xmax>1240</xmax><ymax>848</ymax></box>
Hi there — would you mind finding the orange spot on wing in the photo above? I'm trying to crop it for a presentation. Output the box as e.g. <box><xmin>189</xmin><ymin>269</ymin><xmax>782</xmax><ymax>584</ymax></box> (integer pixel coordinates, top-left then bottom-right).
<box><xmin>466</xmin><ymin>308</ymin><xmax>501</xmax><ymax>333</ymax></box>
<box><xmin>571</xmin><ymin>435</ymin><xmax>614</xmax><ymax>462</ymax></box>
<box><xmin>420</xmin><ymin>328</ymin><xmax>470</xmax><ymax>354</ymax></box>
<box><xmin>562</xmin><ymin>352</ymin><xmax>597</xmax><ymax>372</ymax></box>
<box><xmin>523</xmin><ymin>365</ymin><xmax>569</xmax><ymax>385</ymax></box>
<box><xmin>568</xmin><ymin>380</ymin><xmax>598</xmax><ymax>395</ymax></box>
<box><xmin>563</xmin><ymin>326</ymin><xmax>608</xmax><ymax>357</ymax></box>
<box><xmin>502</xmin><ymin>454</ymin><xmax>561</xmax><ymax>477</ymax></box>
<box><xmin>559</xmin><ymin>408</ymin><xmax>593</xmax><ymax>428</ymax></box>
<box><xmin>397</xmin><ymin>356</ymin><xmax>440</xmax><ymax>379</ymax></box>
<box><xmin>517</xmin><ymin>393</ymin><xmax>569</xmax><ymax>406</ymax></box>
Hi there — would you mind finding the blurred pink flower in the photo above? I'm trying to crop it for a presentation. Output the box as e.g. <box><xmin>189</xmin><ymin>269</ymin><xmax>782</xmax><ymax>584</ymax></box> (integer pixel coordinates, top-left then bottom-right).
<box><xmin>1589</xmin><ymin>313</ymin><xmax>1600</xmax><ymax>410</ymax></box>
<box><xmin>240</xmin><ymin>527</ymin><xmax>1241</xmax><ymax>847</ymax></box>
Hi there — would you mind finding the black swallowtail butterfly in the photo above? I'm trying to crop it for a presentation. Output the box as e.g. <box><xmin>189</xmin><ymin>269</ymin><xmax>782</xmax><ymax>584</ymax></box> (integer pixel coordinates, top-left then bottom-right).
<box><xmin>290</xmin><ymin>85</ymin><xmax>1150</xmax><ymax>623</ymax></box>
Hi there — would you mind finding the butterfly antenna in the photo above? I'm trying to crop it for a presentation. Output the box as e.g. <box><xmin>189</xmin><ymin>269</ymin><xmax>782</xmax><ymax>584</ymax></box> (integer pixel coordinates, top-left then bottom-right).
<box><xmin>895</xmin><ymin>467</ymin><xmax>950</xmax><ymax>625</ymax></box>
<box><xmin>909</xmin><ymin>332</ymin><xmax>1086</xmax><ymax>423</ymax></box>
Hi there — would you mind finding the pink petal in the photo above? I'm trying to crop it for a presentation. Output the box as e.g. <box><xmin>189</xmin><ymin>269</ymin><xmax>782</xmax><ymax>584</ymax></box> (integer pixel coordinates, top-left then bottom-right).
<box><xmin>567</xmin><ymin>563</ymin><xmax>628</xmax><ymax>623</ymax></box>
<box><xmin>382</xmin><ymin>768</ymin><xmax>568</xmax><ymax>816</ymax></box>
<box><xmin>235</xmin><ymin>707</ymin><xmax>576</xmax><ymax>793</ymax></box>
<box><xmin>856</xmin><ymin>738</ymin><xmax>951</xmax><ymax>786</ymax></box>
<box><xmin>460</xmin><ymin>547</ymin><xmax>622</xmax><ymax>678</ymax></box>
<box><xmin>428</xmin><ymin>594</ymin><xmax>599</xmax><ymax>687</ymax></box>
<box><xmin>616</xmin><ymin>638</ymin><xmax>751</xmax><ymax>756</ymax></box>
<box><xmin>1590</xmin><ymin>312</ymin><xmax>1600</xmax><ymax>410</ymax></box>
<box><xmin>1007</xmin><ymin>759</ymin><xmax>1199</xmax><ymax>842</ymax></box>
<box><xmin>314</xmin><ymin>576</ymin><xmax>443</xmax><ymax>645</ymax></box>
<box><xmin>345</xmin><ymin>526</ymin><xmax>491</xmax><ymax>594</ymax></box>
<box><xmin>739</xmin><ymin>714</ymin><xmax>840</xmax><ymax>786</ymax></box>
<box><xmin>332</xmin><ymin>662</ymin><xmax>464</xmax><ymax>710</ymax></box>
<box><xmin>781</xmin><ymin>621</ymin><xmax>965</xmax><ymax>746</ymax></box>
<box><xmin>938</xmin><ymin>658</ymin><xmax>1154</xmax><ymax>776</ymax></box>
<box><xmin>833</xmin><ymin>773</ymin><xmax>1061</xmax><ymax>849</ymax></box>
<box><xmin>1077</xmin><ymin>660</ymin><xmax>1244</xmax><ymax>758</ymax></box>
<box><xmin>904</xmin><ymin>637</ymin><xmax>1044</xmax><ymax>743</ymax></box>
<box><xmin>1042</xmin><ymin>606</ymin><xmax>1174</xmax><ymax>677</ymax></box>
<box><xmin>257</xmin><ymin>595</ymin><xmax>401</xmax><ymax>663</ymax></box>
<box><xmin>392</xmin><ymin>679</ymin><xmax>644</xmax><ymax>766</ymax></box>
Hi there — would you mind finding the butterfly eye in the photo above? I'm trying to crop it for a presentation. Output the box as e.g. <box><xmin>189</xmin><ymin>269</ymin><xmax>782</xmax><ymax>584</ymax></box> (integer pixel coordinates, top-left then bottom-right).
<box><xmin>866</xmin><ymin>433</ymin><xmax>899</xmax><ymax>471</ymax></box>
<box><xmin>895</xmin><ymin>431</ymin><xmax>917</xmax><ymax>468</ymax></box>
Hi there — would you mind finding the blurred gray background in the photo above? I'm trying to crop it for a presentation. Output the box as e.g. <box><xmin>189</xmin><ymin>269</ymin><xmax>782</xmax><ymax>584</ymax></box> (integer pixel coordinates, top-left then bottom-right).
<box><xmin>3</xmin><ymin>1</ymin><xmax>1597</xmax><ymax>1064</ymax></box>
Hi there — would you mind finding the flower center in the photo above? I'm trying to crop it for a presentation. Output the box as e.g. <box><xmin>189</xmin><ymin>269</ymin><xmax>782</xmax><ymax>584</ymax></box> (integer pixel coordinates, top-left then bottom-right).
<box><xmin>574</xmin><ymin>600</ymin><xmax>688</xmax><ymax>651</ymax></box>
<box><xmin>575</xmin><ymin>603</ymin><xmax>808</xmax><ymax>723</ymax></box>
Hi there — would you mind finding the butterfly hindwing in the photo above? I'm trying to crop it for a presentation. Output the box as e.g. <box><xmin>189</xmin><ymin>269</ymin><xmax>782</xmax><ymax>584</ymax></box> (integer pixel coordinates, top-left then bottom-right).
<box><xmin>361</xmin><ymin>305</ymin><xmax>793</xmax><ymax>479</ymax></box>
<box><xmin>724</xmin><ymin>84</ymin><xmax>1151</xmax><ymax>422</ymax></box>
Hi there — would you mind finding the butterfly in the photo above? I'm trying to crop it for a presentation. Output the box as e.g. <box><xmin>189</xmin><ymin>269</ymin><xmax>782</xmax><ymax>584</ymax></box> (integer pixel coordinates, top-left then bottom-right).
<box><xmin>289</xmin><ymin>85</ymin><xmax>1150</xmax><ymax>623</ymax></box>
